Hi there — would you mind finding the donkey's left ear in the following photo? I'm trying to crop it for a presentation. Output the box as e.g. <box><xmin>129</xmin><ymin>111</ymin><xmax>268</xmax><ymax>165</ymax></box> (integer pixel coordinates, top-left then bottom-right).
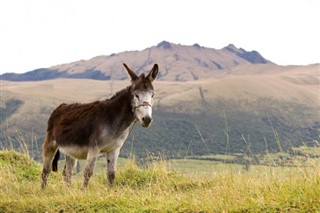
<box><xmin>123</xmin><ymin>63</ymin><xmax>138</xmax><ymax>82</ymax></box>
<box><xmin>146</xmin><ymin>64</ymin><xmax>159</xmax><ymax>82</ymax></box>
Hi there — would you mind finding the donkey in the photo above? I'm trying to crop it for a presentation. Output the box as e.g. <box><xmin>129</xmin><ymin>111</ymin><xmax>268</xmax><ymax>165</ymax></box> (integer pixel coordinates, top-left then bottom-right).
<box><xmin>41</xmin><ymin>63</ymin><xmax>159</xmax><ymax>189</ymax></box>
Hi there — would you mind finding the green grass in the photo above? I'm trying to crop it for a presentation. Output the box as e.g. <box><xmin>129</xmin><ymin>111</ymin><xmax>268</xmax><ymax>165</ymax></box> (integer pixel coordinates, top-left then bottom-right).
<box><xmin>1</xmin><ymin>150</ymin><xmax>320</xmax><ymax>212</ymax></box>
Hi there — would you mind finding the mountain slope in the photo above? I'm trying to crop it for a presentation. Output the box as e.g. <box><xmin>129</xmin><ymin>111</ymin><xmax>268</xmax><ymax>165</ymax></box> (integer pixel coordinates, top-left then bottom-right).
<box><xmin>1</xmin><ymin>64</ymin><xmax>319</xmax><ymax>159</ymax></box>
<box><xmin>1</xmin><ymin>41</ymin><xmax>272</xmax><ymax>81</ymax></box>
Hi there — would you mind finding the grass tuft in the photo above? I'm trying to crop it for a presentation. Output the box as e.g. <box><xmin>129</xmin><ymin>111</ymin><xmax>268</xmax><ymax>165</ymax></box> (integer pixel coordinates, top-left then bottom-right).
<box><xmin>0</xmin><ymin>150</ymin><xmax>40</xmax><ymax>182</ymax></box>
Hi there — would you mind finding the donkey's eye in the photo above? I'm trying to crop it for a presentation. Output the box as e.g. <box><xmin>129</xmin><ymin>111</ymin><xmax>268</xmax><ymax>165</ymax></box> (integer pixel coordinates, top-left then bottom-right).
<box><xmin>151</xmin><ymin>93</ymin><xmax>154</xmax><ymax>98</ymax></box>
<box><xmin>134</xmin><ymin>94</ymin><xmax>139</xmax><ymax>100</ymax></box>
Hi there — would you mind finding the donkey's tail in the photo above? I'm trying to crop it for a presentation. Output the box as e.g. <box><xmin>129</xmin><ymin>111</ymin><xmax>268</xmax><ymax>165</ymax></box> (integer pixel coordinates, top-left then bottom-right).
<box><xmin>52</xmin><ymin>149</ymin><xmax>60</xmax><ymax>172</ymax></box>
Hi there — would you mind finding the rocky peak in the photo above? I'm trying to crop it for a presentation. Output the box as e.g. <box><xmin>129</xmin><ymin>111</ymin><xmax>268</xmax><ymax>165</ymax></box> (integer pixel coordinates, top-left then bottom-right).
<box><xmin>224</xmin><ymin>44</ymin><xmax>269</xmax><ymax>64</ymax></box>
<box><xmin>224</xmin><ymin>44</ymin><xmax>238</xmax><ymax>52</ymax></box>
<box><xmin>157</xmin><ymin>40</ymin><xmax>172</xmax><ymax>49</ymax></box>
<box><xmin>193</xmin><ymin>43</ymin><xmax>201</xmax><ymax>48</ymax></box>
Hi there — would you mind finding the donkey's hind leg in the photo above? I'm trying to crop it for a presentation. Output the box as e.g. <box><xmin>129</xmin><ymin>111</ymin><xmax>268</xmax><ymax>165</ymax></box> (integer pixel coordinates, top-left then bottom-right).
<box><xmin>82</xmin><ymin>148</ymin><xmax>98</xmax><ymax>189</ymax></box>
<box><xmin>41</xmin><ymin>133</ymin><xmax>58</xmax><ymax>189</ymax></box>
<box><xmin>62</xmin><ymin>155</ymin><xmax>77</xmax><ymax>186</ymax></box>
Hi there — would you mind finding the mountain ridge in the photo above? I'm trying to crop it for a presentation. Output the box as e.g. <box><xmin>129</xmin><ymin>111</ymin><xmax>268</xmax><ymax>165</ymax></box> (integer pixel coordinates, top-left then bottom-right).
<box><xmin>1</xmin><ymin>41</ymin><xmax>273</xmax><ymax>81</ymax></box>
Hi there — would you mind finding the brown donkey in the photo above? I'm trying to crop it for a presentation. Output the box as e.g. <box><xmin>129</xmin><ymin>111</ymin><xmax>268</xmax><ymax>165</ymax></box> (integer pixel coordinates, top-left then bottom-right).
<box><xmin>41</xmin><ymin>63</ymin><xmax>159</xmax><ymax>189</ymax></box>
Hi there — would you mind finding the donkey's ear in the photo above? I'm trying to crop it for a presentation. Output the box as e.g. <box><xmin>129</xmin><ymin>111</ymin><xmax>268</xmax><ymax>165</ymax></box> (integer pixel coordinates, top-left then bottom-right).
<box><xmin>146</xmin><ymin>64</ymin><xmax>159</xmax><ymax>82</ymax></box>
<box><xmin>123</xmin><ymin>63</ymin><xmax>138</xmax><ymax>81</ymax></box>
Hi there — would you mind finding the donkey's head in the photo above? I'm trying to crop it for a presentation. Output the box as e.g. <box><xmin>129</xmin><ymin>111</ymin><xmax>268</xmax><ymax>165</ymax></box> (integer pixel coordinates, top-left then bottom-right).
<box><xmin>123</xmin><ymin>63</ymin><xmax>159</xmax><ymax>128</ymax></box>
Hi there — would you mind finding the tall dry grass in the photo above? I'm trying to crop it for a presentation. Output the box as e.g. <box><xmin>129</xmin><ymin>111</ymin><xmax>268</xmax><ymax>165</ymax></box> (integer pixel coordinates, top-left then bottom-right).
<box><xmin>0</xmin><ymin>148</ymin><xmax>320</xmax><ymax>212</ymax></box>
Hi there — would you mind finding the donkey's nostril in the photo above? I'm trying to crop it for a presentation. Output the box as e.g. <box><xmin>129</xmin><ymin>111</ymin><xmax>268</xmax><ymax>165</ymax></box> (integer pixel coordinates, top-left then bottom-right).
<box><xmin>142</xmin><ymin>116</ymin><xmax>151</xmax><ymax>122</ymax></box>
<box><xmin>142</xmin><ymin>116</ymin><xmax>152</xmax><ymax>127</ymax></box>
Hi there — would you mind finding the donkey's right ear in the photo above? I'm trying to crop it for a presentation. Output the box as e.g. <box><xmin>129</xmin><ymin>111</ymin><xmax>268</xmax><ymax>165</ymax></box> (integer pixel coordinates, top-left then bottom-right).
<box><xmin>123</xmin><ymin>63</ymin><xmax>138</xmax><ymax>81</ymax></box>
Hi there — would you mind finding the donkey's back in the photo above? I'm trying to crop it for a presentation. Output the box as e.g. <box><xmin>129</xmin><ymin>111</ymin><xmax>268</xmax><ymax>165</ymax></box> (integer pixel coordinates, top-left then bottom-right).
<box><xmin>47</xmin><ymin>102</ymin><xmax>102</xmax><ymax>147</ymax></box>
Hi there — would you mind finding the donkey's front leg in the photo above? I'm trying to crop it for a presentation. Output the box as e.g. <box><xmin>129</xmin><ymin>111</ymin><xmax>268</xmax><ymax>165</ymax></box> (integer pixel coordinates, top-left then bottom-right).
<box><xmin>106</xmin><ymin>148</ymin><xmax>120</xmax><ymax>187</ymax></box>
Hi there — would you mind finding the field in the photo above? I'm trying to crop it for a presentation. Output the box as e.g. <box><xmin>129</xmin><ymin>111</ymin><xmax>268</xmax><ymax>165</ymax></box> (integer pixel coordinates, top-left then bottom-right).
<box><xmin>1</xmin><ymin>150</ymin><xmax>320</xmax><ymax>212</ymax></box>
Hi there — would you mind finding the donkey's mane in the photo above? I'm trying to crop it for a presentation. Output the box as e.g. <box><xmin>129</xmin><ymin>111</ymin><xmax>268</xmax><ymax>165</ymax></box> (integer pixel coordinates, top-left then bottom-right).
<box><xmin>108</xmin><ymin>86</ymin><xmax>131</xmax><ymax>101</ymax></box>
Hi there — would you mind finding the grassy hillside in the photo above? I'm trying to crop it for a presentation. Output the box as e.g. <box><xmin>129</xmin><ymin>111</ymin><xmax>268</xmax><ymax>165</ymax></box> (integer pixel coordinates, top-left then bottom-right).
<box><xmin>1</xmin><ymin>64</ymin><xmax>319</xmax><ymax>159</ymax></box>
<box><xmin>0</xmin><ymin>150</ymin><xmax>320</xmax><ymax>212</ymax></box>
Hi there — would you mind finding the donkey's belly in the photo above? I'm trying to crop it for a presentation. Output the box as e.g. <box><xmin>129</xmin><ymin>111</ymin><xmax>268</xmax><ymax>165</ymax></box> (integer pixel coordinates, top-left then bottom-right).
<box><xmin>59</xmin><ymin>145</ymin><xmax>89</xmax><ymax>160</ymax></box>
<box><xmin>58</xmin><ymin>140</ymin><xmax>124</xmax><ymax>160</ymax></box>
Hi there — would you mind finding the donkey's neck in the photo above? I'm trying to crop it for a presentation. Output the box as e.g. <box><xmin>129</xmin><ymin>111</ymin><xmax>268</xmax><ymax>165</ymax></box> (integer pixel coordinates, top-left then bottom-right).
<box><xmin>105</xmin><ymin>86</ymin><xmax>135</xmax><ymax>132</ymax></box>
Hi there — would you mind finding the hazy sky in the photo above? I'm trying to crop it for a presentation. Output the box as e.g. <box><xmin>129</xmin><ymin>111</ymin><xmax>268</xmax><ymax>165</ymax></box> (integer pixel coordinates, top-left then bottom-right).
<box><xmin>0</xmin><ymin>0</ymin><xmax>319</xmax><ymax>74</ymax></box>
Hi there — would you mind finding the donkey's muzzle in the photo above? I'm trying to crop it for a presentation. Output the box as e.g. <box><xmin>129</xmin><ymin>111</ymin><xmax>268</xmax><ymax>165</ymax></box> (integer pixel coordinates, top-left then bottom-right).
<box><xmin>141</xmin><ymin>116</ymin><xmax>152</xmax><ymax>127</ymax></box>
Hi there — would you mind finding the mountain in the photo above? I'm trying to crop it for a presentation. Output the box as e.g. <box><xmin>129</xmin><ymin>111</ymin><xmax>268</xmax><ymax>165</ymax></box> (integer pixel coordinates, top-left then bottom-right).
<box><xmin>1</xmin><ymin>41</ymin><xmax>272</xmax><ymax>81</ymax></box>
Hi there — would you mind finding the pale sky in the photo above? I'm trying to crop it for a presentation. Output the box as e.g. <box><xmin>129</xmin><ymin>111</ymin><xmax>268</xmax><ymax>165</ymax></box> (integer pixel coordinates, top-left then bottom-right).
<box><xmin>0</xmin><ymin>0</ymin><xmax>319</xmax><ymax>74</ymax></box>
